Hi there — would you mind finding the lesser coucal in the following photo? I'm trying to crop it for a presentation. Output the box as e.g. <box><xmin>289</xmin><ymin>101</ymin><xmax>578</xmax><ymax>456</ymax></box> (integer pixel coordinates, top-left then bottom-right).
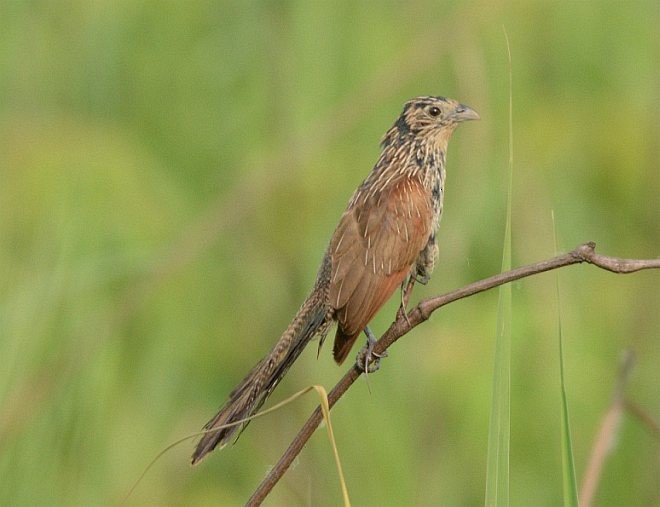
<box><xmin>192</xmin><ymin>96</ymin><xmax>479</xmax><ymax>464</ymax></box>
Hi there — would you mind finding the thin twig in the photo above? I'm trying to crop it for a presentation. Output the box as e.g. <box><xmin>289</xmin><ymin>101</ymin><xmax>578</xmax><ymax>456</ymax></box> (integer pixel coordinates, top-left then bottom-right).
<box><xmin>247</xmin><ymin>242</ymin><xmax>660</xmax><ymax>505</ymax></box>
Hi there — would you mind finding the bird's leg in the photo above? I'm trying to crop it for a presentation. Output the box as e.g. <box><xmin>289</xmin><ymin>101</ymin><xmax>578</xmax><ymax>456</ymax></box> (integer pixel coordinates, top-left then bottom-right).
<box><xmin>397</xmin><ymin>275</ymin><xmax>416</xmax><ymax>326</ymax></box>
<box><xmin>356</xmin><ymin>326</ymin><xmax>387</xmax><ymax>374</ymax></box>
<box><xmin>397</xmin><ymin>234</ymin><xmax>437</xmax><ymax>326</ymax></box>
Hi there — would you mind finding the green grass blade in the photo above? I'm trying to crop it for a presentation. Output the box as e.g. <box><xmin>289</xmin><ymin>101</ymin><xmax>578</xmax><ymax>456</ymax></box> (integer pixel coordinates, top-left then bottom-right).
<box><xmin>485</xmin><ymin>255</ymin><xmax>511</xmax><ymax>507</ymax></box>
<box><xmin>552</xmin><ymin>212</ymin><xmax>579</xmax><ymax>506</ymax></box>
<box><xmin>559</xmin><ymin>335</ymin><xmax>579</xmax><ymax>507</ymax></box>
<box><xmin>485</xmin><ymin>27</ymin><xmax>513</xmax><ymax>507</ymax></box>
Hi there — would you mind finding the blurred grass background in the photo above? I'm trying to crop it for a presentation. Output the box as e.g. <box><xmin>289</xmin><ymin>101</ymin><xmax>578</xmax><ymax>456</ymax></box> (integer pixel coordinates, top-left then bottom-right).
<box><xmin>1</xmin><ymin>1</ymin><xmax>658</xmax><ymax>505</ymax></box>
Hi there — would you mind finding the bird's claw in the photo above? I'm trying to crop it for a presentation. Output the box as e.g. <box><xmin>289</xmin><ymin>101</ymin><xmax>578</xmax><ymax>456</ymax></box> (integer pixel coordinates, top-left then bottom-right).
<box><xmin>397</xmin><ymin>300</ymin><xmax>412</xmax><ymax>328</ymax></box>
<box><xmin>356</xmin><ymin>346</ymin><xmax>387</xmax><ymax>374</ymax></box>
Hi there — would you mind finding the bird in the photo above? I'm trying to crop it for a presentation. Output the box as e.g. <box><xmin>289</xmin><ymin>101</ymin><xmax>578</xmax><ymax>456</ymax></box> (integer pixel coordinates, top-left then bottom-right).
<box><xmin>191</xmin><ymin>95</ymin><xmax>479</xmax><ymax>464</ymax></box>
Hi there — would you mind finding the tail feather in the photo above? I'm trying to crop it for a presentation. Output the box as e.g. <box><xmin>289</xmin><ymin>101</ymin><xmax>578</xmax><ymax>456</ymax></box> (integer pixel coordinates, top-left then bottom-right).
<box><xmin>332</xmin><ymin>327</ymin><xmax>360</xmax><ymax>365</ymax></box>
<box><xmin>191</xmin><ymin>303</ymin><xmax>328</xmax><ymax>464</ymax></box>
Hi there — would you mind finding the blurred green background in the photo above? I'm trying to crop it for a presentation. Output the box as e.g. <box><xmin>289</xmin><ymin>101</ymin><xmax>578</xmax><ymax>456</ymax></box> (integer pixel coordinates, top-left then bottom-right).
<box><xmin>1</xmin><ymin>1</ymin><xmax>658</xmax><ymax>505</ymax></box>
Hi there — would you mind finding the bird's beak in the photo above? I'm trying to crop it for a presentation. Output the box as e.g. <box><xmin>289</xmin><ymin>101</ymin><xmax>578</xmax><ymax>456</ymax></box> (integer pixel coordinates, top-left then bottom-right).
<box><xmin>451</xmin><ymin>104</ymin><xmax>480</xmax><ymax>122</ymax></box>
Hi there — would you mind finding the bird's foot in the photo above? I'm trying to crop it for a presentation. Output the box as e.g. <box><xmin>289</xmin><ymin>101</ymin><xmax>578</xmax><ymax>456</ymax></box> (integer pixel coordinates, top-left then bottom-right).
<box><xmin>356</xmin><ymin>327</ymin><xmax>387</xmax><ymax>374</ymax></box>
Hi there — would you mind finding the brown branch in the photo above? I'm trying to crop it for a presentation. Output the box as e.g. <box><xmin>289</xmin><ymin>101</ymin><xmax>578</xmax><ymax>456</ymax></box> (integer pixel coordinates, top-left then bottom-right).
<box><xmin>247</xmin><ymin>242</ymin><xmax>660</xmax><ymax>506</ymax></box>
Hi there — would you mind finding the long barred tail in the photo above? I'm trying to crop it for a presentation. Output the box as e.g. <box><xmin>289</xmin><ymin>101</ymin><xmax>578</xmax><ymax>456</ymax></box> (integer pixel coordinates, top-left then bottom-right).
<box><xmin>191</xmin><ymin>300</ymin><xmax>329</xmax><ymax>465</ymax></box>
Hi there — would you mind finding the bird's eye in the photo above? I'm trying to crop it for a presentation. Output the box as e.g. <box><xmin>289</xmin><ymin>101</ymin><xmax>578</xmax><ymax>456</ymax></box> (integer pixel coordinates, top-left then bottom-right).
<box><xmin>429</xmin><ymin>106</ymin><xmax>441</xmax><ymax>117</ymax></box>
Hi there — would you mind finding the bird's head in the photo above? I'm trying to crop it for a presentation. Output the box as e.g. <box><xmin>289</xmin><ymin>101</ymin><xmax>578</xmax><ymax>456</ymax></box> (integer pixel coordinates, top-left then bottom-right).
<box><xmin>383</xmin><ymin>96</ymin><xmax>479</xmax><ymax>148</ymax></box>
